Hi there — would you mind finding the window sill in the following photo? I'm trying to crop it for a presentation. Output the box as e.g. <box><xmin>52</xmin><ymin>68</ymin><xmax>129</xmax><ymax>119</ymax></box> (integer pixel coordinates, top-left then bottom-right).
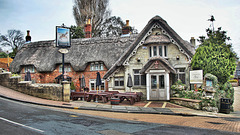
<box><xmin>113</xmin><ymin>87</ymin><xmax>125</xmax><ymax>90</ymax></box>
<box><xmin>149</xmin><ymin>56</ymin><xmax>168</xmax><ymax>60</ymax></box>
<box><xmin>133</xmin><ymin>86</ymin><xmax>146</xmax><ymax>89</ymax></box>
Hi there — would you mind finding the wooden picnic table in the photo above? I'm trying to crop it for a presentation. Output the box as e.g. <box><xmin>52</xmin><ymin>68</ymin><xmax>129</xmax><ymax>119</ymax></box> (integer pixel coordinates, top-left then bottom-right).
<box><xmin>86</xmin><ymin>92</ymin><xmax>113</xmax><ymax>103</ymax></box>
<box><xmin>113</xmin><ymin>93</ymin><xmax>137</xmax><ymax>105</ymax></box>
<box><xmin>71</xmin><ymin>92</ymin><xmax>87</xmax><ymax>101</ymax></box>
<box><xmin>125</xmin><ymin>92</ymin><xmax>143</xmax><ymax>102</ymax></box>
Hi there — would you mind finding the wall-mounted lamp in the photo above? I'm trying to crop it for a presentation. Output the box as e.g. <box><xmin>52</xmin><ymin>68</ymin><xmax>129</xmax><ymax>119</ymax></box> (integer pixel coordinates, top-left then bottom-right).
<box><xmin>176</xmin><ymin>55</ymin><xmax>180</xmax><ymax>60</ymax></box>
<box><xmin>136</xmin><ymin>58</ymin><xmax>141</xmax><ymax>62</ymax></box>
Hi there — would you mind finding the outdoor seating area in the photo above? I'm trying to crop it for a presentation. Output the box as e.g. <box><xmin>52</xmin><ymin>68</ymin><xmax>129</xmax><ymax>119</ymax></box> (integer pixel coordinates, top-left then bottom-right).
<box><xmin>71</xmin><ymin>91</ymin><xmax>143</xmax><ymax>105</ymax></box>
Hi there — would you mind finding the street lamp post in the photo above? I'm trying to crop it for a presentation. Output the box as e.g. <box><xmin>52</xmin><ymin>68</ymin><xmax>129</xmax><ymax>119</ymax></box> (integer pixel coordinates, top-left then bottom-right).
<box><xmin>6</xmin><ymin>51</ymin><xmax>9</xmax><ymax>71</ymax></box>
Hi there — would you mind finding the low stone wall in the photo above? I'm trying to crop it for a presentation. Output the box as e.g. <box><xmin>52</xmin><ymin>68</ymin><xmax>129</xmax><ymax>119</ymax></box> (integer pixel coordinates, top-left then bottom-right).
<box><xmin>171</xmin><ymin>97</ymin><xmax>202</xmax><ymax>110</ymax></box>
<box><xmin>0</xmin><ymin>72</ymin><xmax>70</xmax><ymax>101</ymax></box>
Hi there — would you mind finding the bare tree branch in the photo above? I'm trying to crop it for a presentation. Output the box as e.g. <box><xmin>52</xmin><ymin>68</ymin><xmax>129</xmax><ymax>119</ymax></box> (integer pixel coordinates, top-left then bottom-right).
<box><xmin>0</xmin><ymin>29</ymin><xmax>25</xmax><ymax>56</ymax></box>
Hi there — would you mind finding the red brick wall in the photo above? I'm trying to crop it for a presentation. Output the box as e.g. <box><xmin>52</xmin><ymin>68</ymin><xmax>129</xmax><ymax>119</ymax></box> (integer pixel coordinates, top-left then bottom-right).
<box><xmin>0</xmin><ymin>62</ymin><xmax>8</xmax><ymax>70</ymax></box>
<box><xmin>20</xmin><ymin>63</ymin><xmax>108</xmax><ymax>92</ymax></box>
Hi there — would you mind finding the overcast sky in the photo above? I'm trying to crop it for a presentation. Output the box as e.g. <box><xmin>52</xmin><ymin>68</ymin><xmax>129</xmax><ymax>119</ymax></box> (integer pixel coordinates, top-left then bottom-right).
<box><xmin>0</xmin><ymin>0</ymin><xmax>239</xmax><ymax>57</ymax></box>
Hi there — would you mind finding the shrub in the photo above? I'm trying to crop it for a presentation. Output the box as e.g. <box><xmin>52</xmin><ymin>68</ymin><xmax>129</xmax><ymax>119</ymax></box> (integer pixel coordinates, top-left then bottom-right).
<box><xmin>70</xmin><ymin>81</ymin><xmax>76</xmax><ymax>90</ymax></box>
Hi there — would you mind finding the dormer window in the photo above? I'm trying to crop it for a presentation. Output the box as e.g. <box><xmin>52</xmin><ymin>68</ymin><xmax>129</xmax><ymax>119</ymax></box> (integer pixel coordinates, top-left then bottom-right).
<box><xmin>90</xmin><ymin>62</ymin><xmax>104</xmax><ymax>71</ymax></box>
<box><xmin>59</xmin><ymin>64</ymin><xmax>71</xmax><ymax>73</ymax></box>
<box><xmin>149</xmin><ymin>45</ymin><xmax>167</xmax><ymax>58</ymax></box>
<box><xmin>24</xmin><ymin>66</ymin><xmax>35</xmax><ymax>73</ymax></box>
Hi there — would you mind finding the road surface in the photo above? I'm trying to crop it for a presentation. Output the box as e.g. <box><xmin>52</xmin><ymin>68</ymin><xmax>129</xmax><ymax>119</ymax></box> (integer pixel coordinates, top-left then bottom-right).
<box><xmin>0</xmin><ymin>97</ymin><xmax>238</xmax><ymax>135</ymax></box>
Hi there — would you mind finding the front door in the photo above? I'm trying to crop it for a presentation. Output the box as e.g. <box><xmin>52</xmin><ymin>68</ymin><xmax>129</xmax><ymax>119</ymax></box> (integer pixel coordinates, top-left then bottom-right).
<box><xmin>150</xmin><ymin>74</ymin><xmax>167</xmax><ymax>100</ymax></box>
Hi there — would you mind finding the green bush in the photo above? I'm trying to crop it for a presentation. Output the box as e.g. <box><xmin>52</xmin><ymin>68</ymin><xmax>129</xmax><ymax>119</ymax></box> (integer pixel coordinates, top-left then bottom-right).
<box><xmin>219</xmin><ymin>82</ymin><xmax>234</xmax><ymax>105</ymax></box>
<box><xmin>70</xmin><ymin>81</ymin><xmax>76</xmax><ymax>90</ymax></box>
<box><xmin>12</xmin><ymin>74</ymin><xmax>20</xmax><ymax>77</ymax></box>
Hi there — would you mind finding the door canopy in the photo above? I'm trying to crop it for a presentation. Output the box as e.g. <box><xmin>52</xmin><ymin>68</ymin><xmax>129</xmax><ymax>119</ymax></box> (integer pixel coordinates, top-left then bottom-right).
<box><xmin>140</xmin><ymin>57</ymin><xmax>176</xmax><ymax>74</ymax></box>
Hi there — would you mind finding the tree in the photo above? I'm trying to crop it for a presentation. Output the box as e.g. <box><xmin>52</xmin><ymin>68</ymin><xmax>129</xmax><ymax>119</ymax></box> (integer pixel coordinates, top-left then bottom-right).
<box><xmin>73</xmin><ymin>0</ymin><xmax>138</xmax><ymax>37</ymax></box>
<box><xmin>70</xmin><ymin>25</ymin><xmax>85</xmax><ymax>39</ymax></box>
<box><xmin>96</xmin><ymin>16</ymin><xmax>138</xmax><ymax>37</ymax></box>
<box><xmin>0</xmin><ymin>52</ymin><xmax>7</xmax><ymax>58</ymax></box>
<box><xmin>191</xmin><ymin>16</ymin><xmax>237</xmax><ymax>84</ymax></box>
<box><xmin>0</xmin><ymin>30</ymin><xmax>25</xmax><ymax>57</ymax></box>
<box><xmin>73</xmin><ymin>0</ymin><xmax>111</xmax><ymax>37</ymax></box>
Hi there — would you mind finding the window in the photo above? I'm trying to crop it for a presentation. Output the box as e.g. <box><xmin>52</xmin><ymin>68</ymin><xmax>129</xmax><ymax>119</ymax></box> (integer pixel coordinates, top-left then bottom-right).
<box><xmin>89</xmin><ymin>79</ymin><xmax>105</xmax><ymax>91</ymax></box>
<box><xmin>24</xmin><ymin>66</ymin><xmax>35</xmax><ymax>73</ymax></box>
<box><xmin>114</xmin><ymin>77</ymin><xmax>124</xmax><ymax>87</ymax></box>
<box><xmin>59</xmin><ymin>65</ymin><xmax>71</xmax><ymax>73</ymax></box>
<box><xmin>159</xmin><ymin>46</ymin><xmax>162</xmax><ymax>56</ymax></box>
<box><xmin>164</xmin><ymin>45</ymin><xmax>167</xmax><ymax>57</ymax></box>
<box><xmin>149</xmin><ymin>46</ymin><xmax>152</xmax><ymax>57</ymax></box>
<box><xmin>176</xmin><ymin>68</ymin><xmax>185</xmax><ymax>84</ymax></box>
<box><xmin>90</xmin><ymin>62</ymin><xmax>104</xmax><ymax>71</ymax></box>
<box><xmin>133</xmin><ymin>69</ymin><xmax>146</xmax><ymax>86</ymax></box>
<box><xmin>153</xmin><ymin>46</ymin><xmax>157</xmax><ymax>56</ymax></box>
<box><xmin>149</xmin><ymin>45</ymin><xmax>167</xmax><ymax>58</ymax></box>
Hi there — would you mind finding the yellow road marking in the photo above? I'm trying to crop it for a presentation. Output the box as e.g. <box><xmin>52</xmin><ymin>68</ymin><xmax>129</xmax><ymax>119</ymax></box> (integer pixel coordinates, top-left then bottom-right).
<box><xmin>73</xmin><ymin>107</ymin><xmax>79</xmax><ymax>109</ymax></box>
<box><xmin>162</xmin><ymin>102</ymin><xmax>167</xmax><ymax>108</ymax></box>
<box><xmin>69</xmin><ymin>115</ymin><xmax>78</xmax><ymax>117</ymax></box>
<box><xmin>144</xmin><ymin>102</ymin><xmax>152</xmax><ymax>108</ymax></box>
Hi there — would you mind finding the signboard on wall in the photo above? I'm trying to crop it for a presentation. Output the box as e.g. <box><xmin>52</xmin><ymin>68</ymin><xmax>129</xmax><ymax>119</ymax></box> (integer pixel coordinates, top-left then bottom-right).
<box><xmin>190</xmin><ymin>70</ymin><xmax>203</xmax><ymax>84</ymax></box>
<box><xmin>56</xmin><ymin>26</ymin><xmax>71</xmax><ymax>47</ymax></box>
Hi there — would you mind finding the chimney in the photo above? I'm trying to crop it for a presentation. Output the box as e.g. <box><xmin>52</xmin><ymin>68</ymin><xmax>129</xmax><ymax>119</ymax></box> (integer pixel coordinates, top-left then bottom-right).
<box><xmin>190</xmin><ymin>37</ymin><xmax>196</xmax><ymax>46</ymax></box>
<box><xmin>84</xmin><ymin>19</ymin><xmax>92</xmax><ymax>38</ymax></box>
<box><xmin>122</xmin><ymin>20</ymin><xmax>131</xmax><ymax>35</ymax></box>
<box><xmin>25</xmin><ymin>30</ymin><xmax>31</xmax><ymax>42</ymax></box>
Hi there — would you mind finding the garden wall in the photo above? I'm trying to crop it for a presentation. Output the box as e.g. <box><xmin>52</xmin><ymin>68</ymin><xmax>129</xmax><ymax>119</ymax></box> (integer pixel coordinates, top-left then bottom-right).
<box><xmin>0</xmin><ymin>72</ymin><xmax>68</xmax><ymax>101</ymax></box>
<box><xmin>171</xmin><ymin>97</ymin><xmax>202</xmax><ymax>110</ymax></box>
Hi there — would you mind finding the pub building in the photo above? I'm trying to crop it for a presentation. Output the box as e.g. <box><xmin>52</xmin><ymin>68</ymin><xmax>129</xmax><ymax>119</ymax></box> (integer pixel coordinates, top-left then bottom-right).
<box><xmin>10</xmin><ymin>16</ymin><xmax>195</xmax><ymax>100</ymax></box>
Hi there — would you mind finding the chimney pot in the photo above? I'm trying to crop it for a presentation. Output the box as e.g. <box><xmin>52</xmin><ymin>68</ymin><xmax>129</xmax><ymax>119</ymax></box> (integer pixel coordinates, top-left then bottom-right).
<box><xmin>126</xmin><ymin>20</ymin><xmax>129</xmax><ymax>26</ymax></box>
<box><xmin>122</xmin><ymin>20</ymin><xmax>131</xmax><ymax>36</ymax></box>
<box><xmin>84</xmin><ymin>19</ymin><xmax>92</xmax><ymax>38</ymax></box>
<box><xmin>190</xmin><ymin>37</ymin><xmax>196</xmax><ymax>46</ymax></box>
<box><xmin>87</xmin><ymin>19</ymin><xmax>91</xmax><ymax>24</ymax></box>
<box><xmin>26</xmin><ymin>30</ymin><xmax>31</xmax><ymax>42</ymax></box>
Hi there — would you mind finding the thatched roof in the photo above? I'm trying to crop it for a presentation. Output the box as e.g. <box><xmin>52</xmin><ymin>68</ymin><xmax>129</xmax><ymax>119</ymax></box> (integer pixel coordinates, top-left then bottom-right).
<box><xmin>143</xmin><ymin>34</ymin><xmax>171</xmax><ymax>45</ymax></box>
<box><xmin>103</xmin><ymin>15</ymin><xmax>195</xmax><ymax>79</ymax></box>
<box><xmin>10</xmin><ymin>35</ymin><xmax>137</xmax><ymax>73</ymax></box>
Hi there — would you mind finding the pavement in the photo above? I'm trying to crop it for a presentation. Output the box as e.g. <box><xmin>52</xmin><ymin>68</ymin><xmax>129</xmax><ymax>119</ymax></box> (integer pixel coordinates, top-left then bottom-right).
<box><xmin>0</xmin><ymin>85</ymin><xmax>239</xmax><ymax>118</ymax></box>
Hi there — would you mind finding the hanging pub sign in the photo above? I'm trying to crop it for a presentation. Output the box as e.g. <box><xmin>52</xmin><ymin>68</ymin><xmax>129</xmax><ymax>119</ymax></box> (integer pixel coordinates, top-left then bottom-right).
<box><xmin>56</xmin><ymin>26</ymin><xmax>71</xmax><ymax>47</ymax></box>
<box><xmin>190</xmin><ymin>70</ymin><xmax>203</xmax><ymax>84</ymax></box>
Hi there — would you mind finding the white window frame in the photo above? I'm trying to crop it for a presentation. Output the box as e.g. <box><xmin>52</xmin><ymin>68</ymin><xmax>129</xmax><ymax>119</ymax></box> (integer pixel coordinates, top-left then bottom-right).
<box><xmin>133</xmin><ymin>69</ymin><xmax>146</xmax><ymax>86</ymax></box>
<box><xmin>59</xmin><ymin>64</ymin><xmax>71</xmax><ymax>73</ymax></box>
<box><xmin>89</xmin><ymin>79</ymin><xmax>105</xmax><ymax>91</ymax></box>
<box><xmin>149</xmin><ymin>45</ymin><xmax>167</xmax><ymax>58</ymax></box>
<box><xmin>24</xmin><ymin>66</ymin><xmax>35</xmax><ymax>73</ymax></box>
<box><xmin>114</xmin><ymin>76</ymin><xmax>124</xmax><ymax>87</ymax></box>
<box><xmin>90</xmin><ymin>62</ymin><xmax>104</xmax><ymax>71</ymax></box>
<box><xmin>176</xmin><ymin>68</ymin><xmax>185</xmax><ymax>84</ymax></box>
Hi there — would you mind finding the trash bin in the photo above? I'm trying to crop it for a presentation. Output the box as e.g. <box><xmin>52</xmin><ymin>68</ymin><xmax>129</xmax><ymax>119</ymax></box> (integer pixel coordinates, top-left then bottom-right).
<box><xmin>219</xmin><ymin>98</ymin><xmax>230</xmax><ymax>114</ymax></box>
<box><xmin>111</xmin><ymin>98</ymin><xmax>120</xmax><ymax>105</ymax></box>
